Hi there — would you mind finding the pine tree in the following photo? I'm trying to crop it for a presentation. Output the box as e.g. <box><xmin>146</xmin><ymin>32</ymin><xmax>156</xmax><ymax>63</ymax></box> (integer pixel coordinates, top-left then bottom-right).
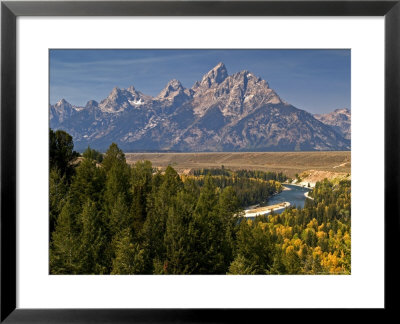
<box><xmin>69</xmin><ymin>158</ymin><xmax>106</xmax><ymax>209</ymax></box>
<box><xmin>104</xmin><ymin>162</ymin><xmax>131</xmax><ymax>211</ymax></box>
<box><xmin>187</xmin><ymin>176</ymin><xmax>228</xmax><ymax>273</ymax></box>
<box><xmin>83</xmin><ymin>146</ymin><xmax>103</xmax><ymax>163</ymax></box>
<box><xmin>194</xmin><ymin>175</ymin><xmax>218</xmax><ymax>217</ymax></box>
<box><xmin>50</xmin><ymin>155</ymin><xmax>108</xmax><ymax>274</ymax></box>
<box><xmin>130</xmin><ymin>161</ymin><xmax>153</xmax><ymax>233</ymax></box>
<box><xmin>50</xmin><ymin>200</ymin><xmax>81</xmax><ymax>274</ymax></box>
<box><xmin>230</xmin><ymin>219</ymin><xmax>274</xmax><ymax>274</ymax></box>
<box><xmin>111</xmin><ymin>228</ymin><xmax>146</xmax><ymax>274</ymax></box>
<box><xmin>49</xmin><ymin>128</ymin><xmax>79</xmax><ymax>181</ymax></box>
<box><xmin>228</xmin><ymin>254</ymin><xmax>254</xmax><ymax>274</ymax></box>
<box><xmin>102</xmin><ymin>143</ymin><xmax>126</xmax><ymax>173</ymax></box>
<box><xmin>164</xmin><ymin>190</ymin><xmax>197</xmax><ymax>274</ymax></box>
<box><xmin>77</xmin><ymin>199</ymin><xmax>108</xmax><ymax>274</ymax></box>
<box><xmin>49</xmin><ymin>167</ymin><xmax>68</xmax><ymax>234</ymax></box>
<box><xmin>217</xmin><ymin>186</ymin><xmax>242</xmax><ymax>269</ymax></box>
<box><xmin>141</xmin><ymin>166</ymin><xmax>183</xmax><ymax>272</ymax></box>
<box><xmin>102</xmin><ymin>143</ymin><xmax>131</xmax><ymax>207</ymax></box>
<box><xmin>108</xmin><ymin>194</ymin><xmax>132</xmax><ymax>238</ymax></box>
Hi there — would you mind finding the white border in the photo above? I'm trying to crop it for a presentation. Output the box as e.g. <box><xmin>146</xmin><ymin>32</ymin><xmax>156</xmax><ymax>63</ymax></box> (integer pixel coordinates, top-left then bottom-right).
<box><xmin>17</xmin><ymin>17</ymin><xmax>384</xmax><ymax>308</ymax></box>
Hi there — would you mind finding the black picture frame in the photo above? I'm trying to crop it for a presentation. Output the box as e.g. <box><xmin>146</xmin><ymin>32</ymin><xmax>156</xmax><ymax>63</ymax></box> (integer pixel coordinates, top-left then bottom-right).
<box><xmin>1</xmin><ymin>0</ymin><xmax>399</xmax><ymax>322</ymax></box>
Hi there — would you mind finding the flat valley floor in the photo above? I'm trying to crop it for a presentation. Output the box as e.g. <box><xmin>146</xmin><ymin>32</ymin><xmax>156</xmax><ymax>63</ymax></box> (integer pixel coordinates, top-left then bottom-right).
<box><xmin>125</xmin><ymin>151</ymin><xmax>351</xmax><ymax>179</ymax></box>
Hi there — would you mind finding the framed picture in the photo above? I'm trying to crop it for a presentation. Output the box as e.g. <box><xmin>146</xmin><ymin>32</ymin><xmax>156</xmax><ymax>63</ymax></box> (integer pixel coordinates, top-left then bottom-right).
<box><xmin>1</xmin><ymin>0</ymin><xmax>399</xmax><ymax>321</ymax></box>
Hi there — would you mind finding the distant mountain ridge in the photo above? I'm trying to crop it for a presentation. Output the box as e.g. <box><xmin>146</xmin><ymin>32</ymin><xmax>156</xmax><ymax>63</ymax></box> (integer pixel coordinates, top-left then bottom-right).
<box><xmin>50</xmin><ymin>62</ymin><xmax>351</xmax><ymax>152</ymax></box>
<box><xmin>314</xmin><ymin>108</ymin><xmax>351</xmax><ymax>140</ymax></box>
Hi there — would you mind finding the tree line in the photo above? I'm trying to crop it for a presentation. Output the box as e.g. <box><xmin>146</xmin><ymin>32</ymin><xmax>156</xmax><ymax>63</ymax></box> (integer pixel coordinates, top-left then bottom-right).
<box><xmin>183</xmin><ymin>174</ymin><xmax>282</xmax><ymax>207</ymax></box>
<box><xmin>192</xmin><ymin>168</ymin><xmax>287</xmax><ymax>183</ymax></box>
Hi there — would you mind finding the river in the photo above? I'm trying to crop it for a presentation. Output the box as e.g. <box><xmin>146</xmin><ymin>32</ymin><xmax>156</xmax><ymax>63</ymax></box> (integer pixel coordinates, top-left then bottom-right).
<box><xmin>244</xmin><ymin>184</ymin><xmax>312</xmax><ymax>218</ymax></box>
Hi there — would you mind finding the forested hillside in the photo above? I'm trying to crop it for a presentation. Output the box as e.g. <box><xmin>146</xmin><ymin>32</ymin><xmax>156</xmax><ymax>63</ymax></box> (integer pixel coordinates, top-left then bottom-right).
<box><xmin>49</xmin><ymin>129</ymin><xmax>351</xmax><ymax>274</ymax></box>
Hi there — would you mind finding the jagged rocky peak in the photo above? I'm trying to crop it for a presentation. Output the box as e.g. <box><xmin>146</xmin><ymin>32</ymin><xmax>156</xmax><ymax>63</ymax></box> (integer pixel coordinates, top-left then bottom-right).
<box><xmin>99</xmin><ymin>87</ymin><xmax>133</xmax><ymax>112</ymax></box>
<box><xmin>127</xmin><ymin>85</ymin><xmax>136</xmax><ymax>93</ymax></box>
<box><xmin>55</xmin><ymin>98</ymin><xmax>71</xmax><ymax>108</ymax></box>
<box><xmin>85</xmin><ymin>100</ymin><xmax>99</xmax><ymax>108</ymax></box>
<box><xmin>157</xmin><ymin>79</ymin><xmax>193</xmax><ymax>105</ymax></box>
<box><xmin>209</xmin><ymin>62</ymin><xmax>228</xmax><ymax>82</ymax></box>
<box><xmin>111</xmin><ymin>86</ymin><xmax>121</xmax><ymax>95</ymax></box>
<box><xmin>232</xmin><ymin>70</ymin><xmax>267</xmax><ymax>86</ymax></box>
<box><xmin>104</xmin><ymin>86</ymin><xmax>124</xmax><ymax>102</ymax></box>
<box><xmin>192</xmin><ymin>65</ymin><xmax>283</xmax><ymax>117</ymax></box>
<box><xmin>233</xmin><ymin>70</ymin><xmax>282</xmax><ymax>105</ymax></box>
<box><xmin>53</xmin><ymin>98</ymin><xmax>74</xmax><ymax>114</ymax></box>
<box><xmin>194</xmin><ymin>62</ymin><xmax>228</xmax><ymax>90</ymax></box>
<box><xmin>218</xmin><ymin>70</ymin><xmax>280</xmax><ymax>116</ymax></box>
<box><xmin>50</xmin><ymin>98</ymin><xmax>75</xmax><ymax>123</ymax></box>
<box><xmin>99</xmin><ymin>85</ymin><xmax>151</xmax><ymax>112</ymax></box>
<box><xmin>158</xmin><ymin>79</ymin><xmax>184</xmax><ymax>98</ymax></box>
<box><xmin>126</xmin><ymin>85</ymin><xmax>145</xmax><ymax>98</ymax></box>
<box><xmin>57</xmin><ymin>98</ymin><xmax>68</xmax><ymax>104</ymax></box>
<box><xmin>107</xmin><ymin>86</ymin><xmax>137</xmax><ymax>99</ymax></box>
<box><xmin>108</xmin><ymin>86</ymin><xmax>126</xmax><ymax>100</ymax></box>
<box><xmin>334</xmin><ymin>108</ymin><xmax>351</xmax><ymax>115</ymax></box>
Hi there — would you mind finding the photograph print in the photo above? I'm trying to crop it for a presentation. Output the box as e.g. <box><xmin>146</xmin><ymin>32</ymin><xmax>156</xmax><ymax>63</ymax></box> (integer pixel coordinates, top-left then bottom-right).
<box><xmin>49</xmin><ymin>49</ymin><xmax>351</xmax><ymax>275</ymax></box>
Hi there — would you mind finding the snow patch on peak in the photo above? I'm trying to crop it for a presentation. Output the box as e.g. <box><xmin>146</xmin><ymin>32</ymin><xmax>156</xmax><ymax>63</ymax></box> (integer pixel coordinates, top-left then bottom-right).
<box><xmin>129</xmin><ymin>98</ymin><xmax>144</xmax><ymax>106</ymax></box>
<box><xmin>266</xmin><ymin>95</ymin><xmax>282</xmax><ymax>104</ymax></box>
<box><xmin>244</xmin><ymin>94</ymin><xmax>254</xmax><ymax>102</ymax></box>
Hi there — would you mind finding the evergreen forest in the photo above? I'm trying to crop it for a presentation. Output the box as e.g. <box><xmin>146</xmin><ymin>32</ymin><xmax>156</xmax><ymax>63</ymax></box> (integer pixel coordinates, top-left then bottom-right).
<box><xmin>49</xmin><ymin>129</ymin><xmax>351</xmax><ymax>275</ymax></box>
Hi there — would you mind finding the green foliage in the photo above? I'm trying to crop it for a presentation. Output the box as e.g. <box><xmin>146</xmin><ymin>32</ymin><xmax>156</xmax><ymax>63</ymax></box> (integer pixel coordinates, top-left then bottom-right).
<box><xmin>104</xmin><ymin>162</ymin><xmax>131</xmax><ymax>210</ymax></box>
<box><xmin>83</xmin><ymin>146</ymin><xmax>103</xmax><ymax>163</ymax></box>
<box><xmin>163</xmin><ymin>190</ymin><xmax>198</xmax><ymax>274</ymax></box>
<box><xmin>229</xmin><ymin>219</ymin><xmax>274</xmax><ymax>274</ymax></box>
<box><xmin>228</xmin><ymin>254</ymin><xmax>254</xmax><ymax>275</ymax></box>
<box><xmin>50</xmin><ymin>200</ymin><xmax>82</xmax><ymax>274</ymax></box>
<box><xmin>263</xmin><ymin>179</ymin><xmax>351</xmax><ymax>274</ymax></box>
<box><xmin>78</xmin><ymin>200</ymin><xmax>108</xmax><ymax>274</ymax></box>
<box><xmin>130</xmin><ymin>161</ymin><xmax>153</xmax><ymax>233</ymax></box>
<box><xmin>49</xmin><ymin>168</ymin><xmax>68</xmax><ymax>234</ymax></box>
<box><xmin>111</xmin><ymin>228</ymin><xmax>146</xmax><ymax>274</ymax></box>
<box><xmin>295</xmin><ymin>173</ymin><xmax>301</xmax><ymax>182</ymax></box>
<box><xmin>49</xmin><ymin>128</ymin><xmax>79</xmax><ymax>180</ymax></box>
<box><xmin>49</xmin><ymin>132</ymin><xmax>351</xmax><ymax>275</ymax></box>
<box><xmin>102</xmin><ymin>143</ymin><xmax>126</xmax><ymax>173</ymax></box>
<box><xmin>69</xmin><ymin>158</ymin><xmax>106</xmax><ymax>209</ymax></box>
<box><xmin>193</xmin><ymin>168</ymin><xmax>287</xmax><ymax>182</ymax></box>
<box><xmin>188</xmin><ymin>174</ymin><xmax>282</xmax><ymax>207</ymax></box>
<box><xmin>140</xmin><ymin>166</ymin><xmax>183</xmax><ymax>272</ymax></box>
<box><xmin>108</xmin><ymin>194</ymin><xmax>132</xmax><ymax>238</ymax></box>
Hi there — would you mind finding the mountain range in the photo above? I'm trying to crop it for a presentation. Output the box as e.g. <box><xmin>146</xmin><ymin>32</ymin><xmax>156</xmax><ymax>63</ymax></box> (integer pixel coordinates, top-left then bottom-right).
<box><xmin>50</xmin><ymin>62</ymin><xmax>351</xmax><ymax>152</ymax></box>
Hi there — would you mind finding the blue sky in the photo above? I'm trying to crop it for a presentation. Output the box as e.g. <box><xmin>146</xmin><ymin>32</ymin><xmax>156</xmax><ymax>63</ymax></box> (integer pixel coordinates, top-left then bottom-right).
<box><xmin>50</xmin><ymin>49</ymin><xmax>350</xmax><ymax>114</ymax></box>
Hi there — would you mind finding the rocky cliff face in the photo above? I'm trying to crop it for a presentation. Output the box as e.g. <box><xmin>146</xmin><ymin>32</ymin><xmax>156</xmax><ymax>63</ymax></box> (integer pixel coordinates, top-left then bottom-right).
<box><xmin>50</xmin><ymin>62</ymin><xmax>350</xmax><ymax>152</ymax></box>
